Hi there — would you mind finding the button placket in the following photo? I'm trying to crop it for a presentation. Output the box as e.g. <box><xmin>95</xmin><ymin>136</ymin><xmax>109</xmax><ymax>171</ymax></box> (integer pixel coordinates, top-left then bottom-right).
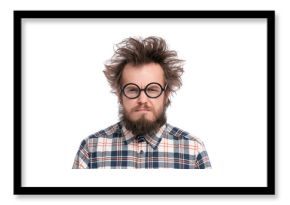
<box><xmin>138</xmin><ymin>140</ymin><xmax>145</xmax><ymax>155</ymax></box>
<box><xmin>137</xmin><ymin>139</ymin><xmax>146</xmax><ymax>168</ymax></box>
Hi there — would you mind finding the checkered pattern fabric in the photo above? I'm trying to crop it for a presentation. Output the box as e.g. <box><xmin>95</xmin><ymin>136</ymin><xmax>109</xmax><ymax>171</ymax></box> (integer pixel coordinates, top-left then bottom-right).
<box><xmin>72</xmin><ymin>122</ymin><xmax>211</xmax><ymax>169</ymax></box>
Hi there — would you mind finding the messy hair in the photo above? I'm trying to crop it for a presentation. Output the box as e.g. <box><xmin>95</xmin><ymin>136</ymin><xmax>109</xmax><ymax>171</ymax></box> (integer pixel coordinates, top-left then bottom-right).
<box><xmin>103</xmin><ymin>36</ymin><xmax>184</xmax><ymax>104</ymax></box>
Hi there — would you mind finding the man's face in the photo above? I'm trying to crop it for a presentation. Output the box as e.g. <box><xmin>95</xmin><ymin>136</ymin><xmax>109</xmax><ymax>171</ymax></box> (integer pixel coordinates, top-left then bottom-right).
<box><xmin>119</xmin><ymin>63</ymin><xmax>168</xmax><ymax>135</ymax></box>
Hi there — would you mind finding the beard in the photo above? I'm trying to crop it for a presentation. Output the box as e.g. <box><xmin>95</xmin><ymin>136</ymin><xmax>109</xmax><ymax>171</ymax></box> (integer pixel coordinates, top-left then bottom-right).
<box><xmin>119</xmin><ymin>104</ymin><xmax>167</xmax><ymax>136</ymax></box>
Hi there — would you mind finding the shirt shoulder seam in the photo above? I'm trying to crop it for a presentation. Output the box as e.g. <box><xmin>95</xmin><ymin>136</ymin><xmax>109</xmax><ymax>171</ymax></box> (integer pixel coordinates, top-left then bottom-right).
<box><xmin>166</xmin><ymin>123</ymin><xmax>204</xmax><ymax>145</ymax></box>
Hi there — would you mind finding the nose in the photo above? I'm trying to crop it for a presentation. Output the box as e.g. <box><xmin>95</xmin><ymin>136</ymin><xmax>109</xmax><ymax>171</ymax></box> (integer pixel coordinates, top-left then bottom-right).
<box><xmin>137</xmin><ymin>90</ymin><xmax>149</xmax><ymax>103</ymax></box>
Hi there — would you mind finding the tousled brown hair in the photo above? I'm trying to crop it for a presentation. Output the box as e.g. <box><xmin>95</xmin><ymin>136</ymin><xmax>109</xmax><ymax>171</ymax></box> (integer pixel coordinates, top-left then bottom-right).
<box><xmin>103</xmin><ymin>36</ymin><xmax>184</xmax><ymax>105</ymax></box>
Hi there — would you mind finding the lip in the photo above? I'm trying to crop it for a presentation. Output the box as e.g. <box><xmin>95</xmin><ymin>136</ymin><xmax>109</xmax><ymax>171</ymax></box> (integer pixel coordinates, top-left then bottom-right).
<box><xmin>135</xmin><ymin>109</ymin><xmax>150</xmax><ymax>112</ymax></box>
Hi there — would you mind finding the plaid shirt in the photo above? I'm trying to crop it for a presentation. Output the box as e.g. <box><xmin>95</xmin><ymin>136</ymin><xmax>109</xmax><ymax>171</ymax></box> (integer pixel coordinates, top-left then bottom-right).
<box><xmin>72</xmin><ymin>122</ymin><xmax>211</xmax><ymax>169</ymax></box>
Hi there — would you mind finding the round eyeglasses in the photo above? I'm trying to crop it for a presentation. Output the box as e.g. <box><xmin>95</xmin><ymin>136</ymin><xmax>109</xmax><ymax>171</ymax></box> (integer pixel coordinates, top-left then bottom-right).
<box><xmin>121</xmin><ymin>82</ymin><xmax>167</xmax><ymax>99</ymax></box>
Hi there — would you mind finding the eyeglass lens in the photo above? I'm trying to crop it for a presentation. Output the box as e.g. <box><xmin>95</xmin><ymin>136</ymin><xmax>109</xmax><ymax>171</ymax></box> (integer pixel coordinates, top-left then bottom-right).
<box><xmin>123</xmin><ymin>83</ymin><xmax>164</xmax><ymax>99</ymax></box>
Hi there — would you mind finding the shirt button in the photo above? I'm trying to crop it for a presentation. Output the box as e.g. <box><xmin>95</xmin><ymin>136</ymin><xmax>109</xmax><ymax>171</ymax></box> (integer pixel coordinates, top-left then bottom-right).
<box><xmin>139</xmin><ymin>150</ymin><xmax>144</xmax><ymax>154</ymax></box>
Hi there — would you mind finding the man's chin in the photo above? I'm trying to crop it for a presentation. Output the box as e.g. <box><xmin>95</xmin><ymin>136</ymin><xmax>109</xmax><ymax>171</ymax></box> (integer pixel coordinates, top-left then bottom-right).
<box><xmin>119</xmin><ymin>106</ymin><xmax>167</xmax><ymax>136</ymax></box>
<box><xmin>123</xmin><ymin>115</ymin><xmax>166</xmax><ymax>136</ymax></box>
<box><xmin>132</xmin><ymin>115</ymin><xmax>154</xmax><ymax>123</ymax></box>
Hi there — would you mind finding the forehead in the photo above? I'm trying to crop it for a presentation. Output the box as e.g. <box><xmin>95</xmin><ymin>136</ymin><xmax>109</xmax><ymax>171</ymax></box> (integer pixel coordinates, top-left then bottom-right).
<box><xmin>121</xmin><ymin>63</ymin><xmax>165</xmax><ymax>86</ymax></box>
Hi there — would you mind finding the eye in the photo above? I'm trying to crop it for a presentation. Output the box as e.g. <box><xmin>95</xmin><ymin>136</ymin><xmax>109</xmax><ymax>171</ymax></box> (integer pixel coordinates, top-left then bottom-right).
<box><xmin>128</xmin><ymin>88</ymin><xmax>138</xmax><ymax>92</ymax></box>
<box><xmin>147</xmin><ymin>86</ymin><xmax>160</xmax><ymax>92</ymax></box>
<box><xmin>124</xmin><ymin>85</ymin><xmax>139</xmax><ymax>94</ymax></box>
<box><xmin>148</xmin><ymin>88</ymin><xmax>159</xmax><ymax>92</ymax></box>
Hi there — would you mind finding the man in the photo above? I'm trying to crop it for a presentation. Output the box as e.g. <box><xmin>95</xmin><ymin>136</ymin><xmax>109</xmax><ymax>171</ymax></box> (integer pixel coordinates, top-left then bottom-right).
<box><xmin>72</xmin><ymin>36</ymin><xmax>211</xmax><ymax>169</ymax></box>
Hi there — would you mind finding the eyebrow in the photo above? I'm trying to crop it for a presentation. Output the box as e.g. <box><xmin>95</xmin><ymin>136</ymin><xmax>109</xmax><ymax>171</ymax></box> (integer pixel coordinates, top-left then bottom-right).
<box><xmin>122</xmin><ymin>82</ymin><xmax>165</xmax><ymax>87</ymax></box>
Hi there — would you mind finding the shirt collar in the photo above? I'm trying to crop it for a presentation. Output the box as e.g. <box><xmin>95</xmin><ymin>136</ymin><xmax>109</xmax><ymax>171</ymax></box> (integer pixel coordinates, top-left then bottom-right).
<box><xmin>121</xmin><ymin>121</ymin><xmax>166</xmax><ymax>150</ymax></box>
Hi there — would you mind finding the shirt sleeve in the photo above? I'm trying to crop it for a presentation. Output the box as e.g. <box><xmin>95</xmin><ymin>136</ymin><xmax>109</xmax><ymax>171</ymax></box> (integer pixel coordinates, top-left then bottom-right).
<box><xmin>194</xmin><ymin>141</ymin><xmax>212</xmax><ymax>169</ymax></box>
<box><xmin>72</xmin><ymin>139</ymin><xmax>90</xmax><ymax>169</ymax></box>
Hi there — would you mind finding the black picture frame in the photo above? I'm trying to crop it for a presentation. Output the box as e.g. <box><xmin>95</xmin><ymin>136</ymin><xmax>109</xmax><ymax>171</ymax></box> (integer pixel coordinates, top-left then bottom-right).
<box><xmin>14</xmin><ymin>10</ymin><xmax>275</xmax><ymax>195</ymax></box>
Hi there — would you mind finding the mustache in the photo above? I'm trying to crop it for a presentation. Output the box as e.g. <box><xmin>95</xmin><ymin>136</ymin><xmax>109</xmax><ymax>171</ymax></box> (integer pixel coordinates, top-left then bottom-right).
<box><xmin>132</xmin><ymin>105</ymin><xmax>152</xmax><ymax>111</ymax></box>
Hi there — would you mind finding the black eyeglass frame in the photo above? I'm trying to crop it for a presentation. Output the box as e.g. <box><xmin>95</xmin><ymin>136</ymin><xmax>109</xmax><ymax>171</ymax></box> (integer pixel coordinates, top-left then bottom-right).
<box><xmin>121</xmin><ymin>82</ymin><xmax>167</xmax><ymax>99</ymax></box>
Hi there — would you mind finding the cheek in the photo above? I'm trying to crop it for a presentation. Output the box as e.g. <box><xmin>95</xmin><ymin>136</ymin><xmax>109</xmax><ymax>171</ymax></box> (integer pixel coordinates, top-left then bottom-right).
<box><xmin>153</xmin><ymin>99</ymin><xmax>166</xmax><ymax>113</ymax></box>
<box><xmin>121</xmin><ymin>98</ymin><xmax>135</xmax><ymax>111</ymax></box>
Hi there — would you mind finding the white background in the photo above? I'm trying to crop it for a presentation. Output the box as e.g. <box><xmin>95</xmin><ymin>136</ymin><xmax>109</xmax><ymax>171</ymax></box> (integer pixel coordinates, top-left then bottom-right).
<box><xmin>0</xmin><ymin>0</ymin><xmax>288</xmax><ymax>204</ymax></box>
<box><xmin>21</xmin><ymin>18</ymin><xmax>267</xmax><ymax>187</ymax></box>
